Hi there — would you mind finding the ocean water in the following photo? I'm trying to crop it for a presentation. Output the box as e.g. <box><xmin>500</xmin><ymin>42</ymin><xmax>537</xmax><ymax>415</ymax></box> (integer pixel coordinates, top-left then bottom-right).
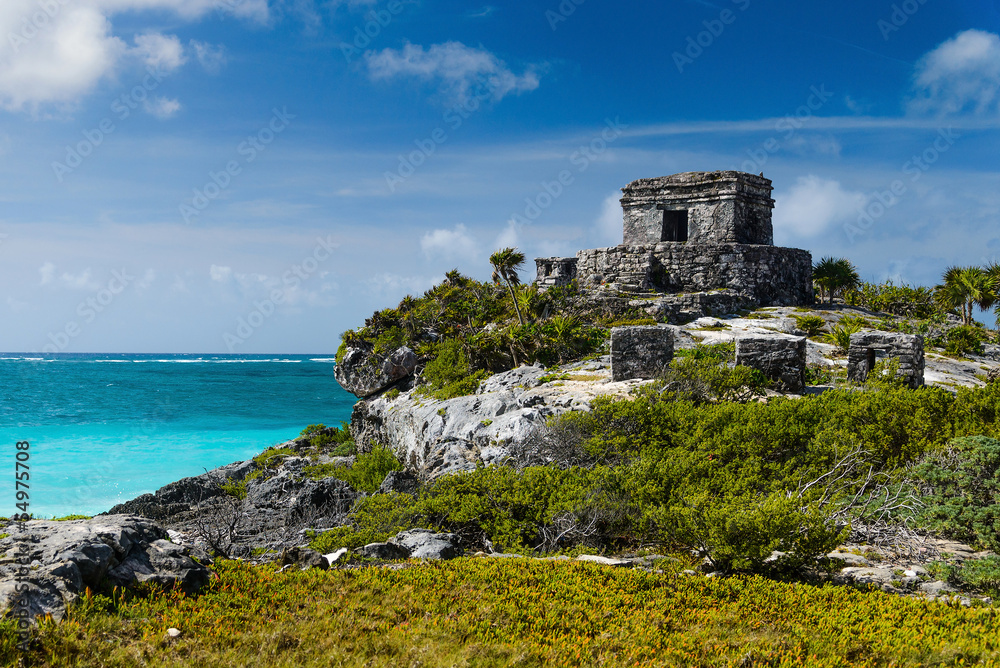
<box><xmin>0</xmin><ymin>353</ymin><xmax>355</xmax><ymax>518</ymax></box>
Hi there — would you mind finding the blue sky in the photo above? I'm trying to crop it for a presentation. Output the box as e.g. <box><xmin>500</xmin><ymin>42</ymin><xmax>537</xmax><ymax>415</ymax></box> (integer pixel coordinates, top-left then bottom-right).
<box><xmin>1</xmin><ymin>0</ymin><xmax>999</xmax><ymax>353</ymax></box>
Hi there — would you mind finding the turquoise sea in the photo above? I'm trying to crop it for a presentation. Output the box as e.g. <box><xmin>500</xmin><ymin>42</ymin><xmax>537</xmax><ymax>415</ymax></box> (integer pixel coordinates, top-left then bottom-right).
<box><xmin>0</xmin><ymin>354</ymin><xmax>355</xmax><ymax>518</ymax></box>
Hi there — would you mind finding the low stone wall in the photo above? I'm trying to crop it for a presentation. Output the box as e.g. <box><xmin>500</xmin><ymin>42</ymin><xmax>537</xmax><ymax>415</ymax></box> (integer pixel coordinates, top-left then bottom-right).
<box><xmin>534</xmin><ymin>257</ymin><xmax>578</xmax><ymax>290</ymax></box>
<box><xmin>847</xmin><ymin>332</ymin><xmax>924</xmax><ymax>388</ymax></box>
<box><xmin>575</xmin><ymin>243</ymin><xmax>812</xmax><ymax>306</ymax></box>
<box><xmin>635</xmin><ymin>290</ymin><xmax>756</xmax><ymax>324</ymax></box>
<box><xmin>736</xmin><ymin>335</ymin><xmax>807</xmax><ymax>393</ymax></box>
<box><xmin>610</xmin><ymin>325</ymin><xmax>675</xmax><ymax>381</ymax></box>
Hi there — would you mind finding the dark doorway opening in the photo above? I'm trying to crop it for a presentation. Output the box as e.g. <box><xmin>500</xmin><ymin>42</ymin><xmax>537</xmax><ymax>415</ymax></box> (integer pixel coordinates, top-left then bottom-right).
<box><xmin>661</xmin><ymin>209</ymin><xmax>688</xmax><ymax>242</ymax></box>
<box><xmin>866</xmin><ymin>348</ymin><xmax>877</xmax><ymax>379</ymax></box>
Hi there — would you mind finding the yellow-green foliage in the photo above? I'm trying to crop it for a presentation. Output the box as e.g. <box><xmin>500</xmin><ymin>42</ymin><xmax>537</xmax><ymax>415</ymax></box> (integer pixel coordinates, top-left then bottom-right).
<box><xmin>309</xmin><ymin>492</ymin><xmax>414</xmax><ymax>552</ymax></box>
<box><xmin>253</xmin><ymin>447</ymin><xmax>295</xmax><ymax>469</ymax></box>
<box><xmin>9</xmin><ymin>558</ymin><xmax>1000</xmax><ymax>667</ymax></box>
<box><xmin>220</xmin><ymin>479</ymin><xmax>247</xmax><ymax>500</ymax></box>
<box><xmin>303</xmin><ymin>444</ymin><xmax>402</xmax><ymax>493</ymax></box>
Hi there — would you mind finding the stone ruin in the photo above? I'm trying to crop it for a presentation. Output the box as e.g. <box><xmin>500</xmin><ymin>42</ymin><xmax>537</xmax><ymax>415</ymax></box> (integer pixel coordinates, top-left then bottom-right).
<box><xmin>610</xmin><ymin>325</ymin><xmax>675</xmax><ymax>381</ymax></box>
<box><xmin>735</xmin><ymin>335</ymin><xmax>807</xmax><ymax>394</ymax></box>
<box><xmin>534</xmin><ymin>171</ymin><xmax>813</xmax><ymax>317</ymax></box>
<box><xmin>847</xmin><ymin>332</ymin><xmax>925</xmax><ymax>389</ymax></box>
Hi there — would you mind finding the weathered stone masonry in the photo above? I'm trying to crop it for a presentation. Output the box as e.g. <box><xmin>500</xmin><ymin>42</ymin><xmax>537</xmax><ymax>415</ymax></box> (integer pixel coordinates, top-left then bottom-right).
<box><xmin>847</xmin><ymin>332</ymin><xmax>925</xmax><ymax>389</ymax></box>
<box><xmin>534</xmin><ymin>170</ymin><xmax>814</xmax><ymax>315</ymax></box>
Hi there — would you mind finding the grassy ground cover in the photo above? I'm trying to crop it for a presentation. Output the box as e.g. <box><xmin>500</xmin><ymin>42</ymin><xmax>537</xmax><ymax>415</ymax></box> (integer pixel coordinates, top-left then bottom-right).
<box><xmin>5</xmin><ymin>557</ymin><xmax>1000</xmax><ymax>667</ymax></box>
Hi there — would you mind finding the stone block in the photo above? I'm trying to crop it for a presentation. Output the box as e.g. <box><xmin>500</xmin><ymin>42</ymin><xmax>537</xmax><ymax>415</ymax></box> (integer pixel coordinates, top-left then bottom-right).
<box><xmin>847</xmin><ymin>331</ymin><xmax>924</xmax><ymax>388</ymax></box>
<box><xmin>610</xmin><ymin>325</ymin><xmax>674</xmax><ymax>381</ymax></box>
<box><xmin>735</xmin><ymin>335</ymin><xmax>807</xmax><ymax>393</ymax></box>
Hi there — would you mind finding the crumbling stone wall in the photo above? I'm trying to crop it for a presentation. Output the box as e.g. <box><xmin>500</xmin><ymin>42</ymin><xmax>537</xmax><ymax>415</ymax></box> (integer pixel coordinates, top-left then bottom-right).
<box><xmin>610</xmin><ymin>325</ymin><xmax>675</xmax><ymax>381</ymax></box>
<box><xmin>735</xmin><ymin>335</ymin><xmax>807</xmax><ymax>393</ymax></box>
<box><xmin>534</xmin><ymin>257</ymin><xmax>578</xmax><ymax>290</ymax></box>
<box><xmin>847</xmin><ymin>332</ymin><xmax>924</xmax><ymax>389</ymax></box>
<box><xmin>621</xmin><ymin>171</ymin><xmax>774</xmax><ymax>246</ymax></box>
<box><xmin>575</xmin><ymin>243</ymin><xmax>812</xmax><ymax>306</ymax></box>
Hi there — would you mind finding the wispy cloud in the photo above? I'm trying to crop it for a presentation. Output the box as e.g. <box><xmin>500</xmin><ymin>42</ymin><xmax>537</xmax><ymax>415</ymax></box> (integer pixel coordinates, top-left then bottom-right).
<box><xmin>365</xmin><ymin>41</ymin><xmax>541</xmax><ymax>106</ymax></box>
<box><xmin>908</xmin><ymin>29</ymin><xmax>1000</xmax><ymax>117</ymax></box>
<box><xmin>420</xmin><ymin>224</ymin><xmax>479</xmax><ymax>260</ymax></box>
<box><xmin>773</xmin><ymin>175</ymin><xmax>868</xmax><ymax>238</ymax></box>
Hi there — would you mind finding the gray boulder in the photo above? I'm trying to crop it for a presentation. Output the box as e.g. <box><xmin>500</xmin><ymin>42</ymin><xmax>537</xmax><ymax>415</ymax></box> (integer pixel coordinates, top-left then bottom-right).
<box><xmin>334</xmin><ymin>344</ymin><xmax>417</xmax><ymax>398</ymax></box>
<box><xmin>279</xmin><ymin>546</ymin><xmax>328</xmax><ymax>570</ymax></box>
<box><xmin>388</xmin><ymin>529</ymin><xmax>463</xmax><ymax>560</ymax></box>
<box><xmin>0</xmin><ymin>515</ymin><xmax>212</xmax><ymax>622</ymax></box>
<box><xmin>357</xmin><ymin>541</ymin><xmax>411</xmax><ymax>560</ymax></box>
<box><xmin>378</xmin><ymin>470</ymin><xmax>421</xmax><ymax>496</ymax></box>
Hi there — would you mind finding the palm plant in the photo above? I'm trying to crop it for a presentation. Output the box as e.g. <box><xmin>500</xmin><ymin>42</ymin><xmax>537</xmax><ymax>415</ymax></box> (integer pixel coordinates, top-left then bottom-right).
<box><xmin>490</xmin><ymin>247</ymin><xmax>527</xmax><ymax>326</ymax></box>
<box><xmin>812</xmin><ymin>257</ymin><xmax>861</xmax><ymax>304</ymax></box>
<box><xmin>934</xmin><ymin>266</ymin><xmax>993</xmax><ymax>326</ymax></box>
<box><xmin>988</xmin><ymin>263</ymin><xmax>1000</xmax><ymax>330</ymax></box>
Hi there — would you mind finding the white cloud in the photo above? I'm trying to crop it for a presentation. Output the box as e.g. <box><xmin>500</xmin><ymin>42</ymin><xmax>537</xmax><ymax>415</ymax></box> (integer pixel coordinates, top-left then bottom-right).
<box><xmin>132</xmin><ymin>32</ymin><xmax>186</xmax><ymax>72</ymax></box>
<box><xmin>494</xmin><ymin>219</ymin><xmax>520</xmax><ymax>250</ymax></box>
<box><xmin>210</xmin><ymin>265</ymin><xmax>232</xmax><ymax>282</ymax></box>
<box><xmin>39</xmin><ymin>262</ymin><xmax>101</xmax><ymax>290</ymax></box>
<box><xmin>593</xmin><ymin>193</ymin><xmax>622</xmax><ymax>246</ymax></box>
<box><xmin>190</xmin><ymin>40</ymin><xmax>226</xmax><ymax>74</ymax></box>
<box><xmin>909</xmin><ymin>29</ymin><xmax>1000</xmax><ymax>116</ymax></box>
<box><xmin>420</xmin><ymin>224</ymin><xmax>478</xmax><ymax>260</ymax></box>
<box><xmin>773</xmin><ymin>175</ymin><xmax>868</xmax><ymax>237</ymax></box>
<box><xmin>39</xmin><ymin>261</ymin><xmax>55</xmax><ymax>286</ymax></box>
<box><xmin>0</xmin><ymin>0</ymin><xmax>266</xmax><ymax>112</ymax></box>
<box><xmin>365</xmin><ymin>41</ymin><xmax>541</xmax><ymax>106</ymax></box>
<box><xmin>143</xmin><ymin>96</ymin><xmax>181</xmax><ymax>118</ymax></box>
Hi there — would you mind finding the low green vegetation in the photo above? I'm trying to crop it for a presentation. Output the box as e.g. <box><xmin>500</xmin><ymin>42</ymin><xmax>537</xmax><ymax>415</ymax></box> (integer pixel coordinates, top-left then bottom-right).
<box><xmin>253</xmin><ymin>447</ymin><xmax>295</xmax><ymax>469</ymax></box>
<box><xmin>303</xmin><ymin>444</ymin><xmax>402</xmax><ymax>494</ymax></box>
<box><xmin>10</xmin><ymin>558</ymin><xmax>1000</xmax><ymax>667</ymax></box>
<box><xmin>793</xmin><ymin>314</ymin><xmax>826</xmax><ymax>336</ymax></box>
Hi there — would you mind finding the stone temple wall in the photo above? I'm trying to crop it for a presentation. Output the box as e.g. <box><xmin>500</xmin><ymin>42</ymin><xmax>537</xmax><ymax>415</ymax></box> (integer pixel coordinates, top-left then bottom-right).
<box><xmin>621</xmin><ymin>171</ymin><xmax>774</xmax><ymax>246</ymax></box>
<box><xmin>574</xmin><ymin>243</ymin><xmax>813</xmax><ymax>306</ymax></box>
<box><xmin>847</xmin><ymin>332</ymin><xmax>925</xmax><ymax>389</ymax></box>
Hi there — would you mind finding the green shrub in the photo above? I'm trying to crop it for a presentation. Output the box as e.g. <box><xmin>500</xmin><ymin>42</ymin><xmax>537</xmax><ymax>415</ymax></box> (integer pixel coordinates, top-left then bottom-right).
<box><xmin>300</xmin><ymin>422</ymin><xmax>354</xmax><ymax>451</ymax></box>
<box><xmin>793</xmin><ymin>315</ymin><xmax>826</xmax><ymax>337</ymax></box>
<box><xmin>945</xmin><ymin>325</ymin><xmax>986</xmax><ymax>357</ymax></box>
<box><xmin>843</xmin><ymin>280</ymin><xmax>939</xmax><ymax>319</ymax></box>
<box><xmin>220</xmin><ymin>479</ymin><xmax>248</xmax><ymax>500</ymax></box>
<box><xmin>913</xmin><ymin>436</ymin><xmax>1000</xmax><ymax>551</ymax></box>
<box><xmin>308</xmin><ymin>493</ymin><xmax>416</xmax><ymax>553</ymax></box>
<box><xmin>822</xmin><ymin>321</ymin><xmax>863</xmax><ymax>352</ymax></box>
<box><xmin>253</xmin><ymin>447</ymin><xmax>295</xmax><ymax>469</ymax></box>
<box><xmin>646</xmin><ymin>345</ymin><xmax>765</xmax><ymax>404</ymax></box>
<box><xmin>304</xmin><ymin>444</ymin><xmax>403</xmax><ymax>493</ymax></box>
<box><xmin>419</xmin><ymin>340</ymin><xmax>490</xmax><ymax>400</ymax></box>
<box><xmin>666</xmin><ymin>491</ymin><xmax>846</xmax><ymax>572</ymax></box>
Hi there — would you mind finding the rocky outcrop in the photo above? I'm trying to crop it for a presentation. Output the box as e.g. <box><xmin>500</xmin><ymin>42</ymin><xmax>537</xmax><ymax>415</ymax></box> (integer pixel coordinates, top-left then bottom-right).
<box><xmin>334</xmin><ymin>344</ymin><xmax>417</xmax><ymax>398</ymax></box>
<box><xmin>105</xmin><ymin>456</ymin><xmax>359</xmax><ymax>557</ymax></box>
<box><xmin>0</xmin><ymin>515</ymin><xmax>212</xmax><ymax>622</ymax></box>
<box><xmin>350</xmin><ymin>359</ymin><xmax>647</xmax><ymax>478</ymax></box>
<box><xmin>988</xmin><ymin>367</ymin><xmax>1000</xmax><ymax>384</ymax></box>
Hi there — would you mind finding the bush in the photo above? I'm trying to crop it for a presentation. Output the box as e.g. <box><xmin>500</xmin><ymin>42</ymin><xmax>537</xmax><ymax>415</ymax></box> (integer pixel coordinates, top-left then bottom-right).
<box><xmin>420</xmin><ymin>340</ymin><xmax>490</xmax><ymax>400</ymax></box>
<box><xmin>666</xmin><ymin>491</ymin><xmax>846</xmax><ymax>572</ymax></box>
<box><xmin>822</xmin><ymin>321</ymin><xmax>863</xmax><ymax>352</ymax></box>
<box><xmin>843</xmin><ymin>280</ymin><xmax>939</xmax><ymax>318</ymax></box>
<box><xmin>647</xmin><ymin>345</ymin><xmax>765</xmax><ymax>404</ymax></box>
<box><xmin>308</xmin><ymin>492</ymin><xmax>415</xmax><ymax>552</ymax></box>
<box><xmin>793</xmin><ymin>315</ymin><xmax>826</xmax><ymax>337</ymax></box>
<box><xmin>944</xmin><ymin>325</ymin><xmax>986</xmax><ymax>357</ymax></box>
<box><xmin>300</xmin><ymin>422</ymin><xmax>354</xmax><ymax>452</ymax></box>
<box><xmin>305</xmin><ymin>444</ymin><xmax>403</xmax><ymax>493</ymax></box>
<box><xmin>913</xmin><ymin>436</ymin><xmax>1000</xmax><ymax>551</ymax></box>
<box><xmin>928</xmin><ymin>556</ymin><xmax>1000</xmax><ymax>597</ymax></box>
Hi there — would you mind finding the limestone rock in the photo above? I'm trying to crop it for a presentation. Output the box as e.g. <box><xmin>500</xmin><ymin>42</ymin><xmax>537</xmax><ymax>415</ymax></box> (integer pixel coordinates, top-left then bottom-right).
<box><xmin>348</xmin><ymin>361</ymin><xmax>642</xmax><ymax>478</ymax></box>
<box><xmin>610</xmin><ymin>325</ymin><xmax>675</xmax><ymax>381</ymax></box>
<box><xmin>334</xmin><ymin>344</ymin><xmax>417</xmax><ymax>398</ymax></box>
<box><xmin>988</xmin><ymin>368</ymin><xmax>1000</xmax><ymax>385</ymax></box>
<box><xmin>279</xmin><ymin>546</ymin><xmax>328</xmax><ymax>570</ymax></box>
<box><xmin>377</xmin><ymin>470</ymin><xmax>421</xmax><ymax>496</ymax></box>
<box><xmin>357</xmin><ymin>542</ymin><xmax>411</xmax><ymax>560</ymax></box>
<box><xmin>388</xmin><ymin>529</ymin><xmax>463</xmax><ymax>560</ymax></box>
<box><xmin>0</xmin><ymin>515</ymin><xmax>211</xmax><ymax>623</ymax></box>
